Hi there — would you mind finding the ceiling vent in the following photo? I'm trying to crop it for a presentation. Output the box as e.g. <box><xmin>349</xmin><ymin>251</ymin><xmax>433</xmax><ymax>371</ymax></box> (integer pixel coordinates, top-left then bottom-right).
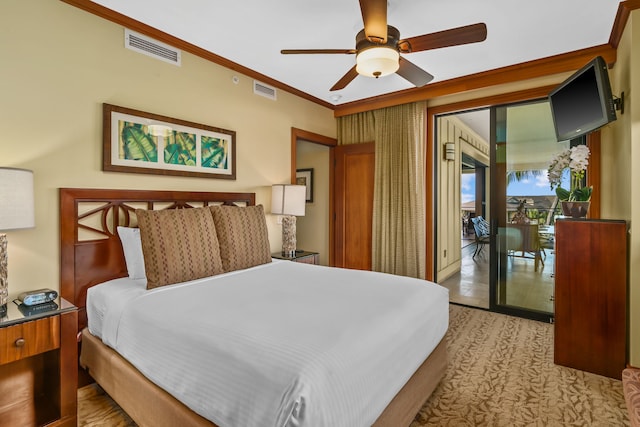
<box><xmin>253</xmin><ymin>81</ymin><xmax>277</xmax><ymax>100</ymax></box>
<box><xmin>125</xmin><ymin>29</ymin><xmax>181</xmax><ymax>66</ymax></box>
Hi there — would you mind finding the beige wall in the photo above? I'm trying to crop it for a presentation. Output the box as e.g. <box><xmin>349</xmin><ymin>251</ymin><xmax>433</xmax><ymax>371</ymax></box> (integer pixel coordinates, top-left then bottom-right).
<box><xmin>607</xmin><ymin>8</ymin><xmax>640</xmax><ymax>367</ymax></box>
<box><xmin>4</xmin><ymin>0</ymin><xmax>637</xmax><ymax>366</ymax></box>
<box><xmin>295</xmin><ymin>141</ymin><xmax>330</xmax><ymax>265</ymax></box>
<box><xmin>0</xmin><ymin>0</ymin><xmax>335</xmax><ymax>296</ymax></box>
<box><xmin>436</xmin><ymin>115</ymin><xmax>489</xmax><ymax>281</ymax></box>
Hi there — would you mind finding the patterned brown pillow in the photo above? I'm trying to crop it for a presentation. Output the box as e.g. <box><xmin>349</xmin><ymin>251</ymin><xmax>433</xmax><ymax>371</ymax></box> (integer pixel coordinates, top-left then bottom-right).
<box><xmin>210</xmin><ymin>205</ymin><xmax>271</xmax><ymax>272</ymax></box>
<box><xmin>136</xmin><ymin>207</ymin><xmax>224</xmax><ymax>289</ymax></box>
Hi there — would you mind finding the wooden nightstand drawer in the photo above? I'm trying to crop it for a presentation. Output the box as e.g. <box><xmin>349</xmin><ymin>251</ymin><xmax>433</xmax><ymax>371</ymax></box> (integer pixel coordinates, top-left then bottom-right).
<box><xmin>0</xmin><ymin>316</ymin><xmax>60</xmax><ymax>365</ymax></box>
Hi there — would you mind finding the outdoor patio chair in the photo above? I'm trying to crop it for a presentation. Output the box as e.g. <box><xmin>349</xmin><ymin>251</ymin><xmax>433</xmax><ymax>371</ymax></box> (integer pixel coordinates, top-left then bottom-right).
<box><xmin>471</xmin><ymin>216</ymin><xmax>490</xmax><ymax>258</ymax></box>
<box><xmin>506</xmin><ymin>222</ymin><xmax>545</xmax><ymax>271</ymax></box>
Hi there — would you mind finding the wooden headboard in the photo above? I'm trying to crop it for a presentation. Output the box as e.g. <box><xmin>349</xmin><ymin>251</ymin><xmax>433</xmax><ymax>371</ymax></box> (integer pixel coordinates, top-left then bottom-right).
<box><xmin>59</xmin><ymin>188</ymin><xmax>256</xmax><ymax>333</ymax></box>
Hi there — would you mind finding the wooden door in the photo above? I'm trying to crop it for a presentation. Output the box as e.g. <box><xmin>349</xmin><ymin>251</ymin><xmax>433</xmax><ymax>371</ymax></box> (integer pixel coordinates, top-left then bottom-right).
<box><xmin>334</xmin><ymin>143</ymin><xmax>375</xmax><ymax>270</ymax></box>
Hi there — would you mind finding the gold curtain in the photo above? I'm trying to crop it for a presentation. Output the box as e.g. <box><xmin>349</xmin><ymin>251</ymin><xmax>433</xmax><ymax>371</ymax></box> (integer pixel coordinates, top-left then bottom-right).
<box><xmin>336</xmin><ymin>102</ymin><xmax>426</xmax><ymax>279</ymax></box>
<box><xmin>336</xmin><ymin>111</ymin><xmax>376</xmax><ymax>145</ymax></box>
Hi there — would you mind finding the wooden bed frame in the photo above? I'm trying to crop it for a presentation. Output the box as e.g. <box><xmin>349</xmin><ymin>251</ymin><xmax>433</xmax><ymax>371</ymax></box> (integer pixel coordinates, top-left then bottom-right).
<box><xmin>59</xmin><ymin>188</ymin><xmax>447</xmax><ymax>427</ymax></box>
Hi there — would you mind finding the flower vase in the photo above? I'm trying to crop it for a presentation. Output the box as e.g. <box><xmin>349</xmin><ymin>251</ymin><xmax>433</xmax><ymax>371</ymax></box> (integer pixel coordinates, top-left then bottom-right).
<box><xmin>561</xmin><ymin>201</ymin><xmax>590</xmax><ymax>218</ymax></box>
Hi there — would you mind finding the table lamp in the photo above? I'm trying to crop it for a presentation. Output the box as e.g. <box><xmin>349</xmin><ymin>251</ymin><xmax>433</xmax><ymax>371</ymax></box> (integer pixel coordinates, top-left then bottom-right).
<box><xmin>0</xmin><ymin>168</ymin><xmax>35</xmax><ymax>315</ymax></box>
<box><xmin>271</xmin><ymin>184</ymin><xmax>306</xmax><ymax>256</ymax></box>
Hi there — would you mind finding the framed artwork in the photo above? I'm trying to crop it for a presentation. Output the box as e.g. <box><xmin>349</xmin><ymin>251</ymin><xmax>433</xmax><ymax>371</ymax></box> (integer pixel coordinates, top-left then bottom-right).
<box><xmin>103</xmin><ymin>103</ymin><xmax>236</xmax><ymax>180</ymax></box>
<box><xmin>296</xmin><ymin>168</ymin><xmax>314</xmax><ymax>203</ymax></box>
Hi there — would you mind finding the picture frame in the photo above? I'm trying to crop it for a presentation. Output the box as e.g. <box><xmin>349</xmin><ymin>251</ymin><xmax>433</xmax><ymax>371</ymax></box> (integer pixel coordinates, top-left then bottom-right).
<box><xmin>296</xmin><ymin>168</ymin><xmax>314</xmax><ymax>203</ymax></box>
<box><xmin>103</xmin><ymin>103</ymin><xmax>236</xmax><ymax>180</ymax></box>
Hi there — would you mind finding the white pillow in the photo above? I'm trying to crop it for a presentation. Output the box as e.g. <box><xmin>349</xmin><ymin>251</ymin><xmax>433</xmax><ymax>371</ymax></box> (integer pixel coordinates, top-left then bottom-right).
<box><xmin>117</xmin><ymin>226</ymin><xmax>146</xmax><ymax>280</ymax></box>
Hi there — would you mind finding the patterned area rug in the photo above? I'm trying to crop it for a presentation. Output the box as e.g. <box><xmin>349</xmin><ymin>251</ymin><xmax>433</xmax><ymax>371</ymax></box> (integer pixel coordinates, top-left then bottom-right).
<box><xmin>78</xmin><ymin>304</ymin><xmax>628</xmax><ymax>426</ymax></box>
<box><xmin>411</xmin><ymin>304</ymin><xmax>628</xmax><ymax>426</ymax></box>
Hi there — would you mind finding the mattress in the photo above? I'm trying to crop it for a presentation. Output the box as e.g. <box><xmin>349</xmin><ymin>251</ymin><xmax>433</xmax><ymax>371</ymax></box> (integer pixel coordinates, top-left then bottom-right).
<box><xmin>86</xmin><ymin>260</ymin><xmax>449</xmax><ymax>427</ymax></box>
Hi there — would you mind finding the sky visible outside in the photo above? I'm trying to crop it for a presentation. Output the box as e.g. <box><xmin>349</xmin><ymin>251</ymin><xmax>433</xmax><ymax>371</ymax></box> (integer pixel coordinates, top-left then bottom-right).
<box><xmin>461</xmin><ymin>173</ymin><xmax>475</xmax><ymax>203</ymax></box>
<box><xmin>461</xmin><ymin>169</ymin><xmax>570</xmax><ymax>202</ymax></box>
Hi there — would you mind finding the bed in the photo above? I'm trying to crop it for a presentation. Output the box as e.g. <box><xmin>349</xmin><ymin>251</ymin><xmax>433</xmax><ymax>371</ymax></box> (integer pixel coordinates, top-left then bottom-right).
<box><xmin>59</xmin><ymin>188</ymin><xmax>448</xmax><ymax>427</ymax></box>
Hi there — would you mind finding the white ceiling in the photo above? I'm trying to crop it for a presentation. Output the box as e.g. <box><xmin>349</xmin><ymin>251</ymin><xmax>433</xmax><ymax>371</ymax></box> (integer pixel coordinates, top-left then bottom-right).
<box><xmin>455</xmin><ymin>101</ymin><xmax>571</xmax><ymax>172</ymax></box>
<box><xmin>91</xmin><ymin>0</ymin><xmax>620</xmax><ymax>106</ymax></box>
<box><xmin>456</xmin><ymin>109</ymin><xmax>490</xmax><ymax>142</ymax></box>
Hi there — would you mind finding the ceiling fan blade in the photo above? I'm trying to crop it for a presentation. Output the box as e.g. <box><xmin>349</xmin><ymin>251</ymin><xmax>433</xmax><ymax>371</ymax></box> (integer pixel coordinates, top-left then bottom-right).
<box><xmin>281</xmin><ymin>49</ymin><xmax>356</xmax><ymax>55</ymax></box>
<box><xmin>359</xmin><ymin>0</ymin><xmax>387</xmax><ymax>44</ymax></box>
<box><xmin>398</xmin><ymin>23</ymin><xmax>487</xmax><ymax>53</ymax></box>
<box><xmin>396</xmin><ymin>57</ymin><xmax>434</xmax><ymax>87</ymax></box>
<box><xmin>330</xmin><ymin>65</ymin><xmax>359</xmax><ymax>91</ymax></box>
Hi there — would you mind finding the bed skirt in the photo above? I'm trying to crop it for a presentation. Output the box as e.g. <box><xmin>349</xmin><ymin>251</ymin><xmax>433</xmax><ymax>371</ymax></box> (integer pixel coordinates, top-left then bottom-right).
<box><xmin>80</xmin><ymin>328</ymin><xmax>447</xmax><ymax>427</ymax></box>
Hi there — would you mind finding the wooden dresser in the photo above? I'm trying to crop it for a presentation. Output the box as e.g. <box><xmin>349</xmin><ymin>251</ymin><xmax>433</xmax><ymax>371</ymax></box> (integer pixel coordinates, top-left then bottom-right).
<box><xmin>554</xmin><ymin>219</ymin><xmax>627</xmax><ymax>379</ymax></box>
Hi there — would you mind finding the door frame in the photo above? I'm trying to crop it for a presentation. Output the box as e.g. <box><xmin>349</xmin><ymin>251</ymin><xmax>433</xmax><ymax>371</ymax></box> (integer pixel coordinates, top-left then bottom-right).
<box><xmin>427</xmin><ymin>86</ymin><xmax>601</xmax><ymax>303</ymax></box>
<box><xmin>290</xmin><ymin>128</ymin><xmax>337</xmax><ymax>265</ymax></box>
<box><xmin>489</xmin><ymin>101</ymin><xmax>553</xmax><ymax>322</ymax></box>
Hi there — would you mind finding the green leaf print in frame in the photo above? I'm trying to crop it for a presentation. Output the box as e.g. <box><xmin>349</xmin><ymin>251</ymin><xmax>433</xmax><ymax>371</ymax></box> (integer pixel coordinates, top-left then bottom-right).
<box><xmin>103</xmin><ymin>103</ymin><xmax>236</xmax><ymax>180</ymax></box>
<box><xmin>201</xmin><ymin>136</ymin><xmax>228</xmax><ymax>169</ymax></box>
<box><xmin>165</xmin><ymin>132</ymin><xmax>197</xmax><ymax>167</ymax></box>
<box><xmin>119</xmin><ymin>122</ymin><xmax>158</xmax><ymax>163</ymax></box>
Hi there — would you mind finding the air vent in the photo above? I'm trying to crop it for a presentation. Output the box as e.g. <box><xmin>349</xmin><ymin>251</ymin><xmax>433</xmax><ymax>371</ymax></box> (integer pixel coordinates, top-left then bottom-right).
<box><xmin>253</xmin><ymin>81</ymin><xmax>277</xmax><ymax>100</ymax></box>
<box><xmin>125</xmin><ymin>29</ymin><xmax>181</xmax><ymax>66</ymax></box>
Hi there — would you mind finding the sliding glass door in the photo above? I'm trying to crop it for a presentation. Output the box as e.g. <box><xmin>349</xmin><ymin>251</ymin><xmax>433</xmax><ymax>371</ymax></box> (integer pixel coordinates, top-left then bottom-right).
<box><xmin>489</xmin><ymin>100</ymin><xmax>568</xmax><ymax>321</ymax></box>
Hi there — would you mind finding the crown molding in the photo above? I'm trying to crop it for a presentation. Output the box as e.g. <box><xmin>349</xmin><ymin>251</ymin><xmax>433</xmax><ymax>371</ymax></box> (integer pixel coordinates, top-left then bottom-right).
<box><xmin>333</xmin><ymin>44</ymin><xmax>616</xmax><ymax>117</ymax></box>
<box><xmin>60</xmin><ymin>0</ymin><xmax>334</xmax><ymax>110</ymax></box>
<box><xmin>61</xmin><ymin>0</ymin><xmax>632</xmax><ymax>117</ymax></box>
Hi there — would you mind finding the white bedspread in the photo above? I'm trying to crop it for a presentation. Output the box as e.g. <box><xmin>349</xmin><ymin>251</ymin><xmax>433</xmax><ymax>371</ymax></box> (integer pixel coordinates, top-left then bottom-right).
<box><xmin>86</xmin><ymin>260</ymin><xmax>448</xmax><ymax>427</ymax></box>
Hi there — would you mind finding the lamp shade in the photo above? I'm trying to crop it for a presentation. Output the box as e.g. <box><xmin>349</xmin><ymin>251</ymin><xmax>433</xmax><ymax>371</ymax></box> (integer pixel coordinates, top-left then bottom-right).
<box><xmin>271</xmin><ymin>184</ymin><xmax>306</xmax><ymax>217</ymax></box>
<box><xmin>0</xmin><ymin>168</ymin><xmax>35</xmax><ymax>231</ymax></box>
<box><xmin>356</xmin><ymin>46</ymin><xmax>400</xmax><ymax>78</ymax></box>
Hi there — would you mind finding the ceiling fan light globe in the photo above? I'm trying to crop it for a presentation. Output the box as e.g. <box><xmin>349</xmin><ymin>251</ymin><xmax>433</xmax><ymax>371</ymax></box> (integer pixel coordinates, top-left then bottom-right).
<box><xmin>356</xmin><ymin>47</ymin><xmax>399</xmax><ymax>78</ymax></box>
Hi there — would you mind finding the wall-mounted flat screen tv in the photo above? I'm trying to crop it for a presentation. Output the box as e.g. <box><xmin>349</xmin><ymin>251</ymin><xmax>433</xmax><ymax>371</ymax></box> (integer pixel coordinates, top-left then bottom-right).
<box><xmin>549</xmin><ymin>56</ymin><xmax>617</xmax><ymax>142</ymax></box>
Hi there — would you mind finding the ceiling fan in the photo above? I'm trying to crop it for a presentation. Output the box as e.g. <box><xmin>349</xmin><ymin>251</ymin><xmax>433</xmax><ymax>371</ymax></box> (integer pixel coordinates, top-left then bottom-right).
<box><xmin>281</xmin><ymin>0</ymin><xmax>487</xmax><ymax>91</ymax></box>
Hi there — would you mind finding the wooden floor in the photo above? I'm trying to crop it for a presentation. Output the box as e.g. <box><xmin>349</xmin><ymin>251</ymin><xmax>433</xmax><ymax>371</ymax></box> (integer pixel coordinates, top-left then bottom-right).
<box><xmin>439</xmin><ymin>238</ymin><xmax>555</xmax><ymax>313</ymax></box>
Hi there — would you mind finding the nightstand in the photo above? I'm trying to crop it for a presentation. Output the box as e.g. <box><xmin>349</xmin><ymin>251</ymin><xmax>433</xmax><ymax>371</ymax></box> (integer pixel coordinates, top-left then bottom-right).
<box><xmin>0</xmin><ymin>297</ymin><xmax>78</xmax><ymax>426</ymax></box>
<box><xmin>272</xmin><ymin>250</ymin><xmax>319</xmax><ymax>265</ymax></box>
